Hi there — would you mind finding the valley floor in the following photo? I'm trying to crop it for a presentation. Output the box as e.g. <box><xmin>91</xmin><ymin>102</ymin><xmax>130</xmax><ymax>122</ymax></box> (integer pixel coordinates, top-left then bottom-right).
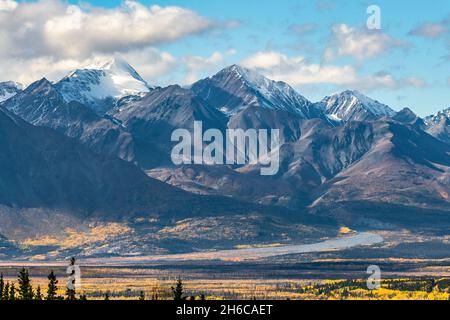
<box><xmin>1</xmin><ymin>231</ymin><xmax>449</xmax><ymax>300</ymax></box>
<box><xmin>1</xmin><ymin>260</ymin><xmax>449</xmax><ymax>300</ymax></box>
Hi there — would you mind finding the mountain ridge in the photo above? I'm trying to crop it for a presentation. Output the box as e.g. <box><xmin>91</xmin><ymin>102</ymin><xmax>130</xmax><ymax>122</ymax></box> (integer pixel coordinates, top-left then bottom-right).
<box><xmin>318</xmin><ymin>90</ymin><xmax>397</xmax><ymax>122</ymax></box>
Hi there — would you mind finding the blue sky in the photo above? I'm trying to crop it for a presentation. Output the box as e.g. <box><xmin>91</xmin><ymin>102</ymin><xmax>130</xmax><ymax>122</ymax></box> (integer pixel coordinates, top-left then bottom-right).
<box><xmin>7</xmin><ymin>0</ymin><xmax>450</xmax><ymax>115</ymax></box>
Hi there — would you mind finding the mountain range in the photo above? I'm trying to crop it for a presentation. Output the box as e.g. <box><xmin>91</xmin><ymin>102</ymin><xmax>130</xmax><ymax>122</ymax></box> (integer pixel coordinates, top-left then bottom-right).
<box><xmin>0</xmin><ymin>58</ymin><xmax>449</xmax><ymax>259</ymax></box>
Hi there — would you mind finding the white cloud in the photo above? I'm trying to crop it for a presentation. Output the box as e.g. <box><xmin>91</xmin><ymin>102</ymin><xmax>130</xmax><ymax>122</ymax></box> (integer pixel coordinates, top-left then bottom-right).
<box><xmin>410</xmin><ymin>21</ymin><xmax>449</xmax><ymax>39</ymax></box>
<box><xmin>241</xmin><ymin>51</ymin><xmax>358</xmax><ymax>86</ymax></box>
<box><xmin>0</xmin><ymin>0</ymin><xmax>236</xmax><ymax>86</ymax></box>
<box><xmin>361</xmin><ymin>71</ymin><xmax>427</xmax><ymax>91</ymax></box>
<box><xmin>0</xmin><ymin>0</ymin><xmax>17</xmax><ymax>11</ymax></box>
<box><xmin>0</xmin><ymin>0</ymin><xmax>214</xmax><ymax>59</ymax></box>
<box><xmin>241</xmin><ymin>51</ymin><xmax>426</xmax><ymax>91</ymax></box>
<box><xmin>329</xmin><ymin>24</ymin><xmax>406</xmax><ymax>60</ymax></box>
<box><xmin>0</xmin><ymin>48</ymin><xmax>178</xmax><ymax>86</ymax></box>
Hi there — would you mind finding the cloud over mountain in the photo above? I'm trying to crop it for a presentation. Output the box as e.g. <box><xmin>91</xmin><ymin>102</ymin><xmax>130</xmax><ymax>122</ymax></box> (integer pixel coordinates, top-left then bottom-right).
<box><xmin>240</xmin><ymin>51</ymin><xmax>426</xmax><ymax>91</ymax></box>
<box><xmin>329</xmin><ymin>24</ymin><xmax>407</xmax><ymax>60</ymax></box>
<box><xmin>409</xmin><ymin>19</ymin><xmax>449</xmax><ymax>39</ymax></box>
<box><xmin>0</xmin><ymin>0</ymin><xmax>231</xmax><ymax>85</ymax></box>
<box><xmin>0</xmin><ymin>0</ymin><xmax>213</xmax><ymax>59</ymax></box>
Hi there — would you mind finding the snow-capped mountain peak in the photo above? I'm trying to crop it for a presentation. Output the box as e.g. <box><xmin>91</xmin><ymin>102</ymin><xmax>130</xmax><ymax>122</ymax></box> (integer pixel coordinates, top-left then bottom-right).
<box><xmin>424</xmin><ymin>107</ymin><xmax>450</xmax><ymax>144</ymax></box>
<box><xmin>223</xmin><ymin>64</ymin><xmax>268</xmax><ymax>85</ymax></box>
<box><xmin>192</xmin><ymin>64</ymin><xmax>321</xmax><ymax>119</ymax></box>
<box><xmin>321</xmin><ymin>90</ymin><xmax>396</xmax><ymax>122</ymax></box>
<box><xmin>55</xmin><ymin>57</ymin><xmax>151</xmax><ymax>113</ymax></box>
<box><xmin>219</xmin><ymin>64</ymin><xmax>295</xmax><ymax>99</ymax></box>
<box><xmin>424</xmin><ymin>107</ymin><xmax>450</xmax><ymax>127</ymax></box>
<box><xmin>0</xmin><ymin>81</ymin><xmax>23</xmax><ymax>103</ymax></box>
<box><xmin>98</xmin><ymin>57</ymin><xmax>148</xmax><ymax>85</ymax></box>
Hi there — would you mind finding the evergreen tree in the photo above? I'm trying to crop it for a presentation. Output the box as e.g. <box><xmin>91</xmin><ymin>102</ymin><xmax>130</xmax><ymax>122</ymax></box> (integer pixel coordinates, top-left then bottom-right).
<box><xmin>18</xmin><ymin>268</ymin><xmax>33</xmax><ymax>300</ymax></box>
<box><xmin>139</xmin><ymin>291</ymin><xmax>145</xmax><ymax>300</ymax></box>
<box><xmin>46</xmin><ymin>270</ymin><xmax>58</xmax><ymax>300</ymax></box>
<box><xmin>35</xmin><ymin>286</ymin><xmax>43</xmax><ymax>300</ymax></box>
<box><xmin>0</xmin><ymin>274</ymin><xmax>4</xmax><ymax>300</ymax></box>
<box><xmin>9</xmin><ymin>283</ymin><xmax>15</xmax><ymax>301</ymax></box>
<box><xmin>171</xmin><ymin>278</ymin><xmax>184</xmax><ymax>301</ymax></box>
<box><xmin>426</xmin><ymin>279</ymin><xmax>436</xmax><ymax>293</ymax></box>
<box><xmin>66</xmin><ymin>288</ymin><xmax>76</xmax><ymax>300</ymax></box>
<box><xmin>3</xmin><ymin>283</ymin><xmax>9</xmax><ymax>301</ymax></box>
<box><xmin>104</xmin><ymin>293</ymin><xmax>110</xmax><ymax>300</ymax></box>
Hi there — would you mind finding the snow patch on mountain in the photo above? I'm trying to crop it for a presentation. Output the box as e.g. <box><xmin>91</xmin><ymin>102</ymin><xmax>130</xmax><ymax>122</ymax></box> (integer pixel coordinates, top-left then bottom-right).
<box><xmin>192</xmin><ymin>64</ymin><xmax>323</xmax><ymax>120</ymax></box>
<box><xmin>0</xmin><ymin>81</ymin><xmax>23</xmax><ymax>102</ymax></box>
<box><xmin>225</xmin><ymin>65</ymin><xmax>313</xmax><ymax>116</ymax></box>
<box><xmin>424</xmin><ymin>107</ymin><xmax>450</xmax><ymax>127</ymax></box>
<box><xmin>321</xmin><ymin>90</ymin><xmax>396</xmax><ymax>122</ymax></box>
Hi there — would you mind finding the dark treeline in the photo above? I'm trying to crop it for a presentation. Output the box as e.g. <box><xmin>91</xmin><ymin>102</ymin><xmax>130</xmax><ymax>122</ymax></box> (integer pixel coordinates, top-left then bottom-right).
<box><xmin>297</xmin><ymin>277</ymin><xmax>450</xmax><ymax>297</ymax></box>
<box><xmin>0</xmin><ymin>268</ymin><xmax>66</xmax><ymax>300</ymax></box>
<box><xmin>0</xmin><ymin>269</ymin><xmax>197</xmax><ymax>301</ymax></box>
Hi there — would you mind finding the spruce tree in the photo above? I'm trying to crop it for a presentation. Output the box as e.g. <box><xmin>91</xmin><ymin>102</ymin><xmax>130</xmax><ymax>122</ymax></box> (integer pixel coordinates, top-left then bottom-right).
<box><xmin>0</xmin><ymin>273</ymin><xmax>4</xmax><ymax>300</ymax></box>
<box><xmin>18</xmin><ymin>268</ymin><xmax>33</xmax><ymax>300</ymax></box>
<box><xmin>46</xmin><ymin>270</ymin><xmax>58</xmax><ymax>300</ymax></box>
<box><xmin>171</xmin><ymin>278</ymin><xmax>184</xmax><ymax>301</ymax></box>
<box><xmin>35</xmin><ymin>286</ymin><xmax>43</xmax><ymax>300</ymax></box>
<box><xmin>66</xmin><ymin>287</ymin><xmax>76</xmax><ymax>300</ymax></box>
<box><xmin>9</xmin><ymin>283</ymin><xmax>15</xmax><ymax>300</ymax></box>
<box><xmin>3</xmin><ymin>283</ymin><xmax>9</xmax><ymax>301</ymax></box>
<box><xmin>139</xmin><ymin>291</ymin><xmax>145</xmax><ymax>300</ymax></box>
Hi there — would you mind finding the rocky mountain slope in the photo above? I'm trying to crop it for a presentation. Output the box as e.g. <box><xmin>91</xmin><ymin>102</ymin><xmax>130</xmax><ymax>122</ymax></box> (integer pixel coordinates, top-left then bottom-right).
<box><xmin>318</xmin><ymin>90</ymin><xmax>396</xmax><ymax>122</ymax></box>
<box><xmin>0</xmin><ymin>81</ymin><xmax>22</xmax><ymax>102</ymax></box>
<box><xmin>425</xmin><ymin>107</ymin><xmax>450</xmax><ymax>144</ymax></box>
<box><xmin>191</xmin><ymin>65</ymin><xmax>324</xmax><ymax>118</ymax></box>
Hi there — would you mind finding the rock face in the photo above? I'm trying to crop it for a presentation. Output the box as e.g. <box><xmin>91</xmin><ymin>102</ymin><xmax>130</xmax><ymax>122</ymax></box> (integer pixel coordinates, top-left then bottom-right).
<box><xmin>318</xmin><ymin>90</ymin><xmax>396</xmax><ymax>122</ymax></box>
<box><xmin>425</xmin><ymin>107</ymin><xmax>450</xmax><ymax>144</ymax></box>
